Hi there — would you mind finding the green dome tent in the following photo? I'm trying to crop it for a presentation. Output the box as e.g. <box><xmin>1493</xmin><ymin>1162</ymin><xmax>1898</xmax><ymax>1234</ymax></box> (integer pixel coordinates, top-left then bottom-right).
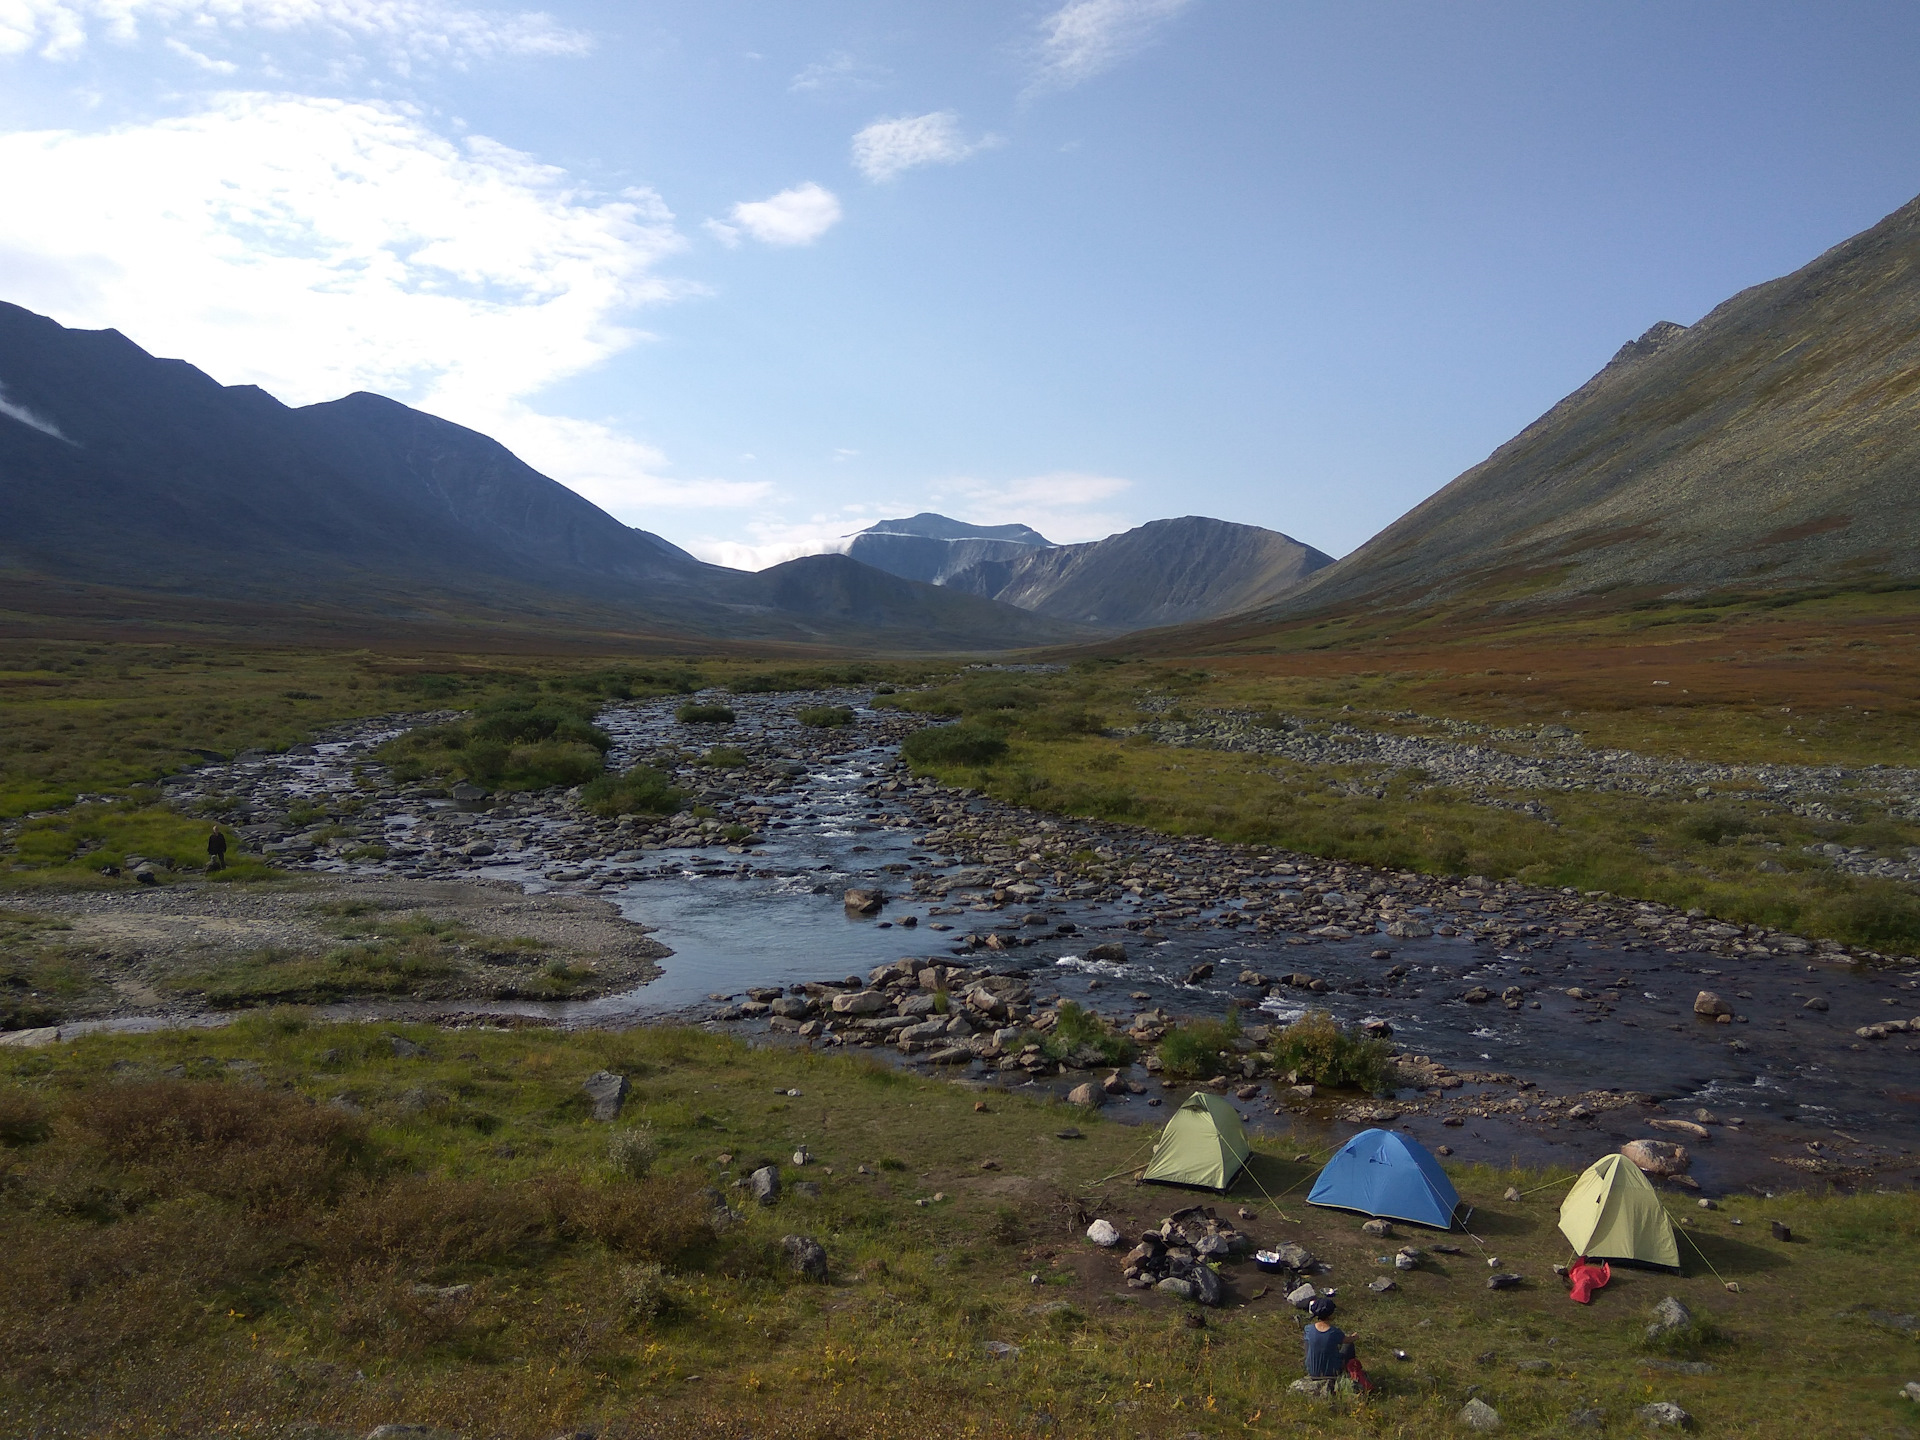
<box><xmin>1558</xmin><ymin>1153</ymin><xmax>1680</xmax><ymax>1269</ymax></box>
<box><xmin>1141</xmin><ymin>1092</ymin><xmax>1252</xmax><ymax>1191</ymax></box>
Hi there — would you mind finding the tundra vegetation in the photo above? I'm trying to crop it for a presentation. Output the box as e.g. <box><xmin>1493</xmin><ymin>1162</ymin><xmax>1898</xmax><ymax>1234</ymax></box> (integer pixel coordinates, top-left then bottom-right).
<box><xmin>0</xmin><ymin>1017</ymin><xmax>1914</xmax><ymax>1438</ymax></box>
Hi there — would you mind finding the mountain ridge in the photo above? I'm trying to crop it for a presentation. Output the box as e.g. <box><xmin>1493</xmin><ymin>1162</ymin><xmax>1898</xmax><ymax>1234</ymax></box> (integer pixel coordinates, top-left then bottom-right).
<box><xmin>0</xmin><ymin>303</ymin><xmax>1089</xmax><ymax>651</ymax></box>
<box><xmin>1260</xmin><ymin>193</ymin><xmax>1920</xmax><ymax>621</ymax></box>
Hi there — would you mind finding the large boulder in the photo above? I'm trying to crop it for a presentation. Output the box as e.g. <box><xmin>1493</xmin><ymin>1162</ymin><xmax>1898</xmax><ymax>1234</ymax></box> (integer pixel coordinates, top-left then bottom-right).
<box><xmin>1086</xmin><ymin>1219</ymin><xmax>1122</xmax><ymax>1247</ymax></box>
<box><xmin>1622</xmin><ymin>1139</ymin><xmax>1692</xmax><ymax>1177</ymax></box>
<box><xmin>1067</xmin><ymin>1082</ymin><xmax>1106</xmax><ymax>1107</ymax></box>
<box><xmin>582</xmin><ymin>1070</ymin><xmax>630</xmax><ymax>1121</ymax></box>
<box><xmin>749</xmin><ymin>1165</ymin><xmax>781</xmax><ymax>1205</ymax></box>
<box><xmin>831</xmin><ymin>990</ymin><xmax>889</xmax><ymax>1015</ymax></box>
<box><xmin>1647</xmin><ymin>1296</ymin><xmax>1693</xmax><ymax>1340</ymax></box>
<box><xmin>1693</xmin><ymin>990</ymin><xmax>1733</xmax><ymax>1017</ymax></box>
<box><xmin>843</xmin><ymin>888</ymin><xmax>886</xmax><ymax>915</ymax></box>
<box><xmin>781</xmin><ymin>1234</ymin><xmax>828</xmax><ymax>1282</ymax></box>
<box><xmin>1458</xmin><ymin>1397</ymin><xmax>1503</xmax><ymax>1431</ymax></box>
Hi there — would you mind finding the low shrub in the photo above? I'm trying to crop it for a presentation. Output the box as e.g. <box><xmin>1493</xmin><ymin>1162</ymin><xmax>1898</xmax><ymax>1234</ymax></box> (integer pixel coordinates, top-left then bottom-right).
<box><xmin>581</xmin><ymin>765</ymin><xmax>684</xmax><ymax>819</ymax></box>
<box><xmin>796</xmin><ymin>705</ymin><xmax>856</xmax><ymax>729</ymax></box>
<box><xmin>902</xmin><ymin>723</ymin><xmax>1008</xmax><ymax>768</ymax></box>
<box><xmin>1155</xmin><ymin>1014</ymin><xmax>1242</xmax><ymax>1079</ymax></box>
<box><xmin>1269</xmin><ymin>1010</ymin><xmax>1396</xmax><ymax>1093</ymax></box>
<box><xmin>696</xmin><ymin>746</ymin><xmax>749</xmax><ymax>768</ymax></box>
<box><xmin>1042</xmin><ymin>1001</ymin><xmax>1134</xmax><ymax>1066</ymax></box>
<box><xmin>676</xmin><ymin>702</ymin><xmax>736</xmax><ymax>725</ymax></box>
<box><xmin>608</xmin><ymin>1124</ymin><xmax>659</xmax><ymax>1180</ymax></box>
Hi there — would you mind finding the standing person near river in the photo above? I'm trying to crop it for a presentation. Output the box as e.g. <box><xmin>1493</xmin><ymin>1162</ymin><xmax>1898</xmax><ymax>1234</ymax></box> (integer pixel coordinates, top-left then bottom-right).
<box><xmin>206</xmin><ymin>825</ymin><xmax>228</xmax><ymax>872</ymax></box>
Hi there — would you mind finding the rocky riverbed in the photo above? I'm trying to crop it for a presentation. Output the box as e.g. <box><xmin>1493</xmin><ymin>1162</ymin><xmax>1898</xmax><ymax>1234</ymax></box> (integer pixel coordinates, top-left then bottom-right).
<box><xmin>8</xmin><ymin>686</ymin><xmax>1920</xmax><ymax>1195</ymax></box>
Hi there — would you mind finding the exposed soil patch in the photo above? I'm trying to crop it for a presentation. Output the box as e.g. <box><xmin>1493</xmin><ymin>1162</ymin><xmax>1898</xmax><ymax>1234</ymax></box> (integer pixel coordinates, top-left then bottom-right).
<box><xmin>0</xmin><ymin>877</ymin><xmax>665</xmax><ymax>1021</ymax></box>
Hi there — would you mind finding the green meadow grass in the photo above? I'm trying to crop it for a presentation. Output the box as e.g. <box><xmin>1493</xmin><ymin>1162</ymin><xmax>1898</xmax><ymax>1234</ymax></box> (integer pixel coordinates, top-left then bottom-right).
<box><xmin>0</xmin><ymin>1018</ymin><xmax>1913</xmax><ymax>1438</ymax></box>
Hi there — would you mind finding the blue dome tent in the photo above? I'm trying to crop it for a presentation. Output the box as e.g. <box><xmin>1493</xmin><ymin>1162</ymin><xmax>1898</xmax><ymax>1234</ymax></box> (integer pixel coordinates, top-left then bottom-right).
<box><xmin>1307</xmin><ymin>1128</ymin><xmax>1464</xmax><ymax>1229</ymax></box>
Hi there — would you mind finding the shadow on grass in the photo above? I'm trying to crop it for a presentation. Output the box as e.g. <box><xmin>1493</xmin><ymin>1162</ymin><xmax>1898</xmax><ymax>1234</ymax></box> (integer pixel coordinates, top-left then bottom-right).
<box><xmin>1676</xmin><ymin>1229</ymin><xmax>1792</xmax><ymax>1278</ymax></box>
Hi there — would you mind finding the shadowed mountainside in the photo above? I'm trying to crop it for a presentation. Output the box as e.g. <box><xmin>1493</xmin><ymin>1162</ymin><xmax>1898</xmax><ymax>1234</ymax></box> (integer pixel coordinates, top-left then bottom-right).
<box><xmin>0</xmin><ymin>304</ymin><xmax>1088</xmax><ymax>650</ymax></box>
<box><xmin>1261</xmin><ymin>192</ymin><xmax>1920</xmax><ymax>622</ymax></box>
<box><xmin>945</xmin><ymin>515</ymin><xmax>1334</xmax><ymax>630</ymax></box>
<box><xmin>844</xmin><ymin>512</ymin><xmax>1053</xmax><ymax>585</ymax></box>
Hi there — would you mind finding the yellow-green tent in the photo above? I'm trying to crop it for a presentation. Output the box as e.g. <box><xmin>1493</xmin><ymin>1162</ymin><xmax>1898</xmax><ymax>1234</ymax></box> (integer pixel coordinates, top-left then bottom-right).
<box><xmin>1141</xmin><ymin>1092</ymin><xmax>1252</xmax><ymax>1191</ymax></box>
<box><xmin>1558</xmin><ymin>1153</ymin><xmax>1680</xmax><ymax>1269</ymax></box>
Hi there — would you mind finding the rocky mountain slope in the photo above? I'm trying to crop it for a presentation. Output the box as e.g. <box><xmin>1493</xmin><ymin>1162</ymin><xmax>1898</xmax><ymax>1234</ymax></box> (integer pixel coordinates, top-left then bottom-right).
<box><xmin>944</xmin><ymin>516</ymin><xmax>1334</xmax><ymax>630</ymax></box>
<box><xmin>1268</xmin><ymin>192</ymin><xmax>1920</xmax><ymax>618</ymax></box>
<box><xmin>845</xmin><ymin>513</ymin><xmax>1053</xmax><ymax>585</ymax></box>
<box><xmin>0</xmin><ymin>303</ymin><xmax>1085</xmax><ymax>649</ymax></box>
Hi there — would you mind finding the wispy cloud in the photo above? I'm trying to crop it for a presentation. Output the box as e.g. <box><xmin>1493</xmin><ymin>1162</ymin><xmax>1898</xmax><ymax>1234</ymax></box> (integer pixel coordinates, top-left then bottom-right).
<box><xmin>687</xmin><ymin>516</ymin><xmax>861</xmax><ymax>572</ymax></box>
<box><xmin>1028</xmin><ymin>0</ymin><xmax>1195</xmax><ymax>92</ymax></box>
<box><xmin>931</xmin><ymin>471</ymin><xmax>1134</xmax><ymax>543</ymax></box>
<box><xmin>0</xmin><ymin>0</ymin><xmax>592</xmax><ymax>65</ymax></box>
<box><xmin>0</xmin><ymin>93</ymin><xmax>761</xmax><ymax>516</ymax></box>
<box><xmin>789</xmin><ymin>50</ymin><xmax>889</xmax><ymax>95</ymax></box>
<box><xmin>851</xmin><ymin>111</ymin><xmax>996</xmax><ymax>183</ymax></box>
<box><xmin>706</xmin><ymin>182</ymin><xmax>842</xmax><ymax>247</ymax></box>
<box><xmin>0</xmin><ymin>383</ymin><xmax>73</xmax><ymax>442</ymax></box>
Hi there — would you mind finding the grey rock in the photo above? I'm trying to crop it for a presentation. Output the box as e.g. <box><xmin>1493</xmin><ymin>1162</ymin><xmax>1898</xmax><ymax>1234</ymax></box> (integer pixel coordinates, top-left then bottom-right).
<box><xmin>388</xmin><ymin>1035</ymin><xmax>425</xmax><ymax>1059</ymax></box>
<box><xmin>1268</xmin><ymin>1242</ymin><xmax>1315</xmax><ymax>1270</ymax></box>
<box><xmin>1636</xmin><ymin>1401</ymin><xmax>1692</xmax><ymax>1428</ymax></box>
<box><xmin>1646</xmin><ymin>1295</ymin><xmax>1692</xmax><ymax>1339</ymax></box>
<box><xmin>1154</xmin><ymin>1276</ymin><xmax>1196</xmax><ymax>1299</ymax></box>
<box><xmin>983</xmin><ymin>1340</ymin><xmax>1022</xmax><ymax>1359</ymax></box>
<box><xmin>1458</xmin><ymin>1397</ymin><xmax>1503</xmax><ymax>1431</ymax></box>
<box><xmin>749</xmin><ymin>1164</ymin><xmax>781</xmax><ymax>1205</ymax></box>
<box><xmin>1189</xmin><ymin>1264</ymin><xmax>1224</xmax><ymax>1306</ymax></box>
<box><xmin>1286</xmin><ymin>1282</ymin><xmax>1320</xmax><ymax>1308</ymax></box>
<box><xmin>769</xmin><ymin>996</ymin><xmax>810</xmax><ymax>1019</ymax></box>
<box><xmin>582</xmin><ymin>1070</ymin><xmax>630</xmax><ymax>1121</ymax></box>
<box><xmin>1486</xmin><ymin>1272</ymin><xmax>1523</xmax><ymax>1290</ymax></box>
<box><xmin>1067</xmin><ymin>1082</ymin><xmax>1106</xmax><ymax>1107</ymax></box>
<box><xmin>1362</xmin><ymin>1218</ymin><xmax>1394</xmax><ymax>1238</ymax></box>
<box><xmin>1368</xmin><ymin>1277</ymin><xmax>1398</xmax><ymax>1293</ymax></box>
<box><xmin>781</xmin><ymin>1234</ymin><xmax>828</xmax><ymax>1282</ymax></box>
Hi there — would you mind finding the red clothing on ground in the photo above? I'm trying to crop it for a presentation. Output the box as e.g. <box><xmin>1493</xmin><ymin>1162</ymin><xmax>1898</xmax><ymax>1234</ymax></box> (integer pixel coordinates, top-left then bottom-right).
<box><xmin>1567</xmin><ymin>1258</ymin><xmax>1611</xmax><ymax>1304</ymax></box>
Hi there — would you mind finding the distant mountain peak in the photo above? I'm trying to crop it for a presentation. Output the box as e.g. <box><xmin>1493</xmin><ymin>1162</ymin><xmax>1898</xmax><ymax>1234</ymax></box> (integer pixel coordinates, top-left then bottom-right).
<box><xmin>849</xmin><ymin>512</ymin><xmax>1052</xmax><ymax>546</ymax></box>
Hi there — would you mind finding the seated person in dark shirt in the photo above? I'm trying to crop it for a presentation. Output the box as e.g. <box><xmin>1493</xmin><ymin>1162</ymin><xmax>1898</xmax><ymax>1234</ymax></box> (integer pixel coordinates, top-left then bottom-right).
<box><xmin>1303</xmin><ymin>1296</ymin><xmax>1356</xmax><ymax>1379</ymax></box>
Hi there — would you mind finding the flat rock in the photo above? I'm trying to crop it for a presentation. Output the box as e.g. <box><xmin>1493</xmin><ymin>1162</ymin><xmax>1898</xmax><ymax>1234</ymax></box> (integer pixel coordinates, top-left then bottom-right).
<box><xmin>1636</xmin><ymin>1401</ymin><xmax>1693</xmax><ymax>1428</ymax></box>
<box><xmin>1621</xmin><ymin>1139</ymin><xmax>1691</xmax><ymax>1176</ymax></box>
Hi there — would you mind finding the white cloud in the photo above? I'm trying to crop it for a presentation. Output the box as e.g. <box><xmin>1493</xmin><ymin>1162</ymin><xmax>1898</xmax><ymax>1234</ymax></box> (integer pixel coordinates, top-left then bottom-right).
<box><xmin>1029</xmin><ymin>0</ymin><xmax>1195</xmax><ymax>91</ymax></box>
<box><xmin>931</xmin><ymin>471</ymin><xmax>1135</xmax><ymax>543</ymax></box>
<box><xmin>163</xmin><ymin>37</ymin><xmax>238</xmax><ymax>73</ymax></box>
<box><xmin>0</xmin><ymin>383</ymin><xmax>72</xmax><ymax>441</ymax></box>
<box><xmin>0</xmin><ymin>93</ymin><xmax>755</xmax><ymax>514</ymax></box>
<box><xmin>710</xmin><ymin>182</ymin><xmax>841</xmax><ymax>248</ymax></box>
<box><xmin>686</xmin><ymin>517</ymin><xmax>858</xmax><ymax>572</ymax></box>
<box><xmin>0</xmin><ymin>0</ymin><xmax>590</xmax><ymax>64</ymax></box>
<box><xmin>789</xmin><ymin>50</ymin><xmax>888</xmax><ymax>95</ymax></box>
<box><xmin>850</xmin><ymin>111</ymin><xmax>995</xmax><ymax>183</ymax></box>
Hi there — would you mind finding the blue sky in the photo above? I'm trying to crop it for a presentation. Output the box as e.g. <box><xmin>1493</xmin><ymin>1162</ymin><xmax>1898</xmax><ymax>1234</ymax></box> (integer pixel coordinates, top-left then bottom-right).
<box><xmin>4</xmin><ymin>2</ymin><xmax>1920</xmax><ymax>568</ymax></box>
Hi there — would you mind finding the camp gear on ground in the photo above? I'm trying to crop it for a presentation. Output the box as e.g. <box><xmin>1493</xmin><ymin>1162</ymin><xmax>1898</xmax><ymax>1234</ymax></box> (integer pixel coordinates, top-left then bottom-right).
<box><xmin>1344</xmin><ymin>1357</ymin><xmax>1374</xmax><ymax>1393</ymax></box>
<box><xmin>1307</xmin><ymin>1128</ymin><xmax>1463</xmax><ymax>1229</ymax></box>
<box><xmin>1255</xmin><ymin>1249</ymin><xmax>1288</xmax><ymax>1273</ymax></box>
<box><xmin>1557</xmin><ymin>1153</ymin><xmax>1681</xmax><ymax>1270</ymax></box>
<box><xmin>1140</xmin><ymin>1091</ymin><xmax>1252</xmax><ymax>1191</ymax></box>
<box><xmin>1567</xmin><ymin>1257</ymin><xmax>1612</xmax><ymax>1303</ymax></box>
